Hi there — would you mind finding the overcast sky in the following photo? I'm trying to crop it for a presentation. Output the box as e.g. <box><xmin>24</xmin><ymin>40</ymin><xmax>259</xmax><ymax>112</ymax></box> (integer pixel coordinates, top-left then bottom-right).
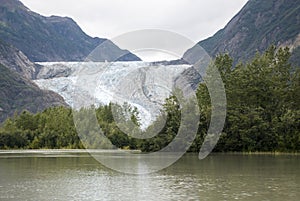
<box><xmin>21</xmin><ymin>0</ymin><xmax>248</xmax><ymax>61</ymax></box>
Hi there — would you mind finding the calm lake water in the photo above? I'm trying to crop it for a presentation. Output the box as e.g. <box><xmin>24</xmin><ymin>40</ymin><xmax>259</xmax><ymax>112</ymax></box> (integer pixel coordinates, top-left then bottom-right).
<box><xmin>0</xmin><ymin>151</ymin><xmax>299</xmax><ymax>201</ymax></box>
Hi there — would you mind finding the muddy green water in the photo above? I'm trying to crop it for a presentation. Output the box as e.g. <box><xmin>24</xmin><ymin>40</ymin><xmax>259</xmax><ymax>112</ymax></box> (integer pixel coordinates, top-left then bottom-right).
<box><xmin>0</xmin><ymin>151</ymin><xmax>299</xmax><ymax>201</ymax></box>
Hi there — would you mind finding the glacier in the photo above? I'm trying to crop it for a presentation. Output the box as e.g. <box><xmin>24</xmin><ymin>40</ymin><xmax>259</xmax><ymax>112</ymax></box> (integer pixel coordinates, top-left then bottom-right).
<box><xmin>34</xmin><ymin>61</ymin><xmax>191</xmax><ymax>128</ymax></box>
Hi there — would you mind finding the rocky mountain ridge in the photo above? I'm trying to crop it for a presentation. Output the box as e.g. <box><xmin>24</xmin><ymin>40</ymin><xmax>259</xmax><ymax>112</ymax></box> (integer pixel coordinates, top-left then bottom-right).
<box><xmin>0</xmin><ymin>0</ymin><xmax>141</xmax><ymax>62</ymax></box>
<box><xmin>183</xmin><ymin>0</ymin><xmax>300</xmax><ymax>66</ymax></box>
<box><xmin>0</xmin><ymin>39</ymin><xmax>37</xmax><ymax>79</ymax></box>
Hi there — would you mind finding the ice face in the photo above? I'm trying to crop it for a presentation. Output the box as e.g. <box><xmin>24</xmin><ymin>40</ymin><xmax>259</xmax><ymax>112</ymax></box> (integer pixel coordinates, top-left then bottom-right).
<box><xmin>34</xmin><ymin>61</ymin><xmax>191</xmax><ymax>129</ymax></box>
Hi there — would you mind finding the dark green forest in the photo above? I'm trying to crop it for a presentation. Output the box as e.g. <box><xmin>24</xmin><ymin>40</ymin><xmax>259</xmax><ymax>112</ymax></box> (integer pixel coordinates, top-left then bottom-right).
<box><xmin>0</xmin><ymin>47</ymin><xmax>299</xmax><ymax>152</ymax></box>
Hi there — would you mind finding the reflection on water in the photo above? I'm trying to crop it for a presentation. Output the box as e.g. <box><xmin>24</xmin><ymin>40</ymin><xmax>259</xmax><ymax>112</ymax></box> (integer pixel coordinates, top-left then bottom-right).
<box><xmin>0</xmin><ymin>152</ymin><xmax>299</xmax><ymax>201</ymax></box>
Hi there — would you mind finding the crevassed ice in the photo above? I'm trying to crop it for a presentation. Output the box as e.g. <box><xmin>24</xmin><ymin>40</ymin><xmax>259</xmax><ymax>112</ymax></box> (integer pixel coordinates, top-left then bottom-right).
<box><xmin>34</xmin><ymin>62</ymin><xmax>191</xmax><ymax>129</ymax></box>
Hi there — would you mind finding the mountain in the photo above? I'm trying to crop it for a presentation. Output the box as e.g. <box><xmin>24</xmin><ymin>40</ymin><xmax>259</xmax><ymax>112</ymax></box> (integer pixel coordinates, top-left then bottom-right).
<box><xmin>184</xmin><ymin>0</ymin><xmax>300</xmax><ymax>66</ymax></box>
<box><xmin>0</xmin><ymin>38</ymin><xmax>67</xmax><ymax>122</ymax></box>
<box><xmin>0</xmin><ymin>39</ymin><xmax>37</xmax><ymax>79</ymax></box>
<box><xmin>0</xmin><ymin>63</ymin><xmax>67</xmax><ymax>122</ymax></box>
<box><xmin>0</xmin><ymin>0</ymin><xmax>141</xmax><ymax>62</ymax></box>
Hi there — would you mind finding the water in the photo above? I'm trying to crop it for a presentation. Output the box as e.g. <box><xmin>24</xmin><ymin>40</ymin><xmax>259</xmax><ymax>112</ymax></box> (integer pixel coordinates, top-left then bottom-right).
<box><xmin>0</xmin><ymin>151</ymin><xmax>299</xmax><ymax>201</ymax></box>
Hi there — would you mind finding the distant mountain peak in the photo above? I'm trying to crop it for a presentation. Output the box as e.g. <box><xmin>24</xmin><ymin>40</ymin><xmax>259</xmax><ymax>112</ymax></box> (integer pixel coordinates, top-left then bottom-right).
<box><xmin>1</xmin><ymin>0</ymin><xmax>24</xmax><ymax>7</ymax></box>
<box><xmin>0</xmin><ymin>0</ymin><xmax>30</xmax><ymax>12</ymax></box>
<box><xmin>47</xmin><ymin>15</ymin><xmax>76</xmax><ymax>23</ymax></box>
<box><xmin>0</xmin><ymin>0</ymin><xmax>141</xmax><ymax>62</ymax></box>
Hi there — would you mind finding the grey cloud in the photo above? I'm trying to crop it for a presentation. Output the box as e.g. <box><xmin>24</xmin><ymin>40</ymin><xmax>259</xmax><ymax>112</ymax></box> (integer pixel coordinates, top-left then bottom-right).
<box><xmin>20</xmin><ymin>0</ymin><xmax>248</xmax><ymax>60</ymax></box>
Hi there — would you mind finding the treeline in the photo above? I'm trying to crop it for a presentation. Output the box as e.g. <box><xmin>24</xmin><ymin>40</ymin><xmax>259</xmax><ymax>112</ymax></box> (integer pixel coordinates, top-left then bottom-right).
<box><xmin>0</xmin><ymin>46</ymin><xmax>299</xmax><ymax>152</ymax></box>
<box><xmin>201</xmin><ymin>46</ymin><xmax>300</xmax><ymax>152</ymax></box>
<box><xmin>139</xmin><ymin>46</ymin><xmax>300</xmax><ymax>152</ymax></box>
<box><xmin>0</xmin><ymin>104</ymin><xmax>139</xmax><ymax>149</ymax></box>
<box><xmin>0</xmin><ymin>107</ymin><xmax>81</xmax><ymax>149</ymax></box>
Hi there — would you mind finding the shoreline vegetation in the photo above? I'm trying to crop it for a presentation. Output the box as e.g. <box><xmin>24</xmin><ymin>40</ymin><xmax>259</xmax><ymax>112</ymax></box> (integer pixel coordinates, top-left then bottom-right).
<box><xmin>0</xmin><ymin>46</ymin><xmax>299</xmax><ymax>153</ymax></box>
<box><xmin>0</xmin><ymin>149</ymin><xmax>142</xmax><ymax>154</ymax></box>
<box><xmin>0</xmin><ymin>149</ymin><xmax>299</xmax><ymax>156</ymax></box>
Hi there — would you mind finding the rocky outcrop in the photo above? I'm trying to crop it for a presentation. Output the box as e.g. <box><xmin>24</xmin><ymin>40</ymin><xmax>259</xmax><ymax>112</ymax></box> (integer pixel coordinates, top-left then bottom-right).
<box><xmin>36</xmin><ymin>63</ymin><xmax>74</xmax><ymax>79</ymax></box>
<box><xmin>0</xmin><ymin>63</ymin><xmax>67</xmax><ymax>122</ymax></box>
<box><xmin>0</xmin><ymin>40</ymin><xmax>37</xmax><ymax>79</ymax></box>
